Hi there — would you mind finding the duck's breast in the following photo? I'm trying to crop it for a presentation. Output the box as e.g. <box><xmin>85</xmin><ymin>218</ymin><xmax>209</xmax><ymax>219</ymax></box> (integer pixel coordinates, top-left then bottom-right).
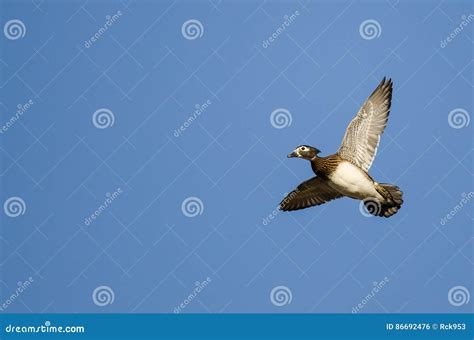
<box><xmin>328</xmin><ymin>161</ymin><xmax>379</xmax><ymax>199</ymax></box>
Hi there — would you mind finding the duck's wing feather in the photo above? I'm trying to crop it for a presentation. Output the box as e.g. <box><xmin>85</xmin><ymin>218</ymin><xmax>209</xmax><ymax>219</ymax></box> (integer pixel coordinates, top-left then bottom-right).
<box><xmin>280</xmin><ymin>176</ymin><xmax>344</xmax><ymax>211</ymax></box>
<box><xmin>337</xmin><ymin>77</ymin><xmax>392</xmax><ymax>172</ymax></box>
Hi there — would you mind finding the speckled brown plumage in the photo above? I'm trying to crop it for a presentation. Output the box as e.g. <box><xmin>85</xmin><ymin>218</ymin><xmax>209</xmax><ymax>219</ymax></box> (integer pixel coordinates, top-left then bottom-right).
<box><xmin>279</xmin><ymin>77</ymin><xmax>403</xmax><ymax>217</ymax></box>
<box><xmin>310</xmin><ymin>154</ymin><xmax>343</xmax><ymax>178</ymax></box>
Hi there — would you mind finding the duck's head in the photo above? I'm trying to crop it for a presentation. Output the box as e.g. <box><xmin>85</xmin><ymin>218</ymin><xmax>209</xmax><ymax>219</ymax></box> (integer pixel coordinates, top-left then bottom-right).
<box><xmin>287</xmin><ymin>145</ymin><xmax>321</xmax><ymax>160</ymax></box>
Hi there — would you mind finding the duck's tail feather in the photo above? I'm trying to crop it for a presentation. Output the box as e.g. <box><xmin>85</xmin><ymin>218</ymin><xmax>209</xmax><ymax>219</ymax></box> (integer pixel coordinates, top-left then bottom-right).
<box><xmin>368</xmin><ymin>183</ymin><xmax>404</xmax><ymax>218</ymax></box>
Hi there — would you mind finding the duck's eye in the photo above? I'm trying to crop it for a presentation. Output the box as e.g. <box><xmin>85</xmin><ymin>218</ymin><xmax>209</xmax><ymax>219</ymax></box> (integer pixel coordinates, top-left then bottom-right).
<box><xmin>301</xmin><ymin>147</ymin><xmax>306</xmax><ymax>151</ymax></box>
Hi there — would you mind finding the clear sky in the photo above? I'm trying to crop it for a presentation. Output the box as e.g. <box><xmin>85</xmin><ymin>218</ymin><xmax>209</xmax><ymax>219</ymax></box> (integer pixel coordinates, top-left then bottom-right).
<box><xmin>0</xmin><ymin>0</ymin><xmax>472</xmax><ymax>313</ymax></box>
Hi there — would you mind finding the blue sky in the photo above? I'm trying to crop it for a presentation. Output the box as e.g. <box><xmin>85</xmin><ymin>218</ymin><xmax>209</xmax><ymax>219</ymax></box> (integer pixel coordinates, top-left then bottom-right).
<box><xmin>0</xmin><ymin>0</ymin><xmax>472</xmax><ymax>313</ymax></box>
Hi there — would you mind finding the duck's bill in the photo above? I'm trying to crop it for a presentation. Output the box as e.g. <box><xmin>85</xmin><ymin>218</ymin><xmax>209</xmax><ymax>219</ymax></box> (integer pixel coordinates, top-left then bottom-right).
<box><xmin>287</xmin><ymin>151</ymin><xmax>298</xmax><ymax>158</ymax></box>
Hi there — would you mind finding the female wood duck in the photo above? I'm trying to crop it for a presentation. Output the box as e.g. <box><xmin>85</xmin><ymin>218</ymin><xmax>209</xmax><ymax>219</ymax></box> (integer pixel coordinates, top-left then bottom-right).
<box><xmin>280</xmin><ymin>78</ymin><xmax>403</xmax><ymax>217</ymax></box>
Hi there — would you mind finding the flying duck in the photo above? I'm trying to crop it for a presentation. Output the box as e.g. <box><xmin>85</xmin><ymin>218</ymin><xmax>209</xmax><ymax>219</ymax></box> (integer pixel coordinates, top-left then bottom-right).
<box><xmin>280</xmin><ymin>77</ymin><xmax>403</xmax><ymax>217</ymax></box>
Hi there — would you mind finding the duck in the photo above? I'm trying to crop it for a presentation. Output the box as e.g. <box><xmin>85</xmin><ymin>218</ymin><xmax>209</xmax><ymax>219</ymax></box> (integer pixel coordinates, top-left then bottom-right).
<box><xmin>280</xmin><ymin>77</ymin><xmax>403</xmax><ymax>217</ymax></box>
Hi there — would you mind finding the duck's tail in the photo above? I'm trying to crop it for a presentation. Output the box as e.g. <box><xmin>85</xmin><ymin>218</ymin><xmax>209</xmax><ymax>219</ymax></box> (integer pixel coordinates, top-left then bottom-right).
<box><xmin>368</xmin><ymin>183</ymin><xmax>404</xmax><ymax>218</ymax></box>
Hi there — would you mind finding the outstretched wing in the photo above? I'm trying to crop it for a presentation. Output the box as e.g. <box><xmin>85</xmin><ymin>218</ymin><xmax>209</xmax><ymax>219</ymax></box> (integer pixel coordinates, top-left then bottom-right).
<box><xmin>337</xmin><ymin>77</ymin><xmax>393</xmax><ymax>172</ymax></box>
<box><xmin>280</xmin><ymin>177</ymin><xmax>343</xmax><ymax>212</ymax></box>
